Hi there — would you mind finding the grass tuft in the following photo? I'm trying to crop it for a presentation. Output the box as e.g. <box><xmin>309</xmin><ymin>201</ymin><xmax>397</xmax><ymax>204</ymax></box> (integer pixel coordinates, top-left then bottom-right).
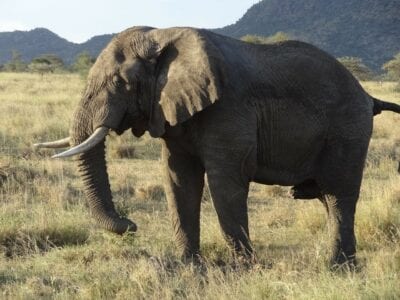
<box><xmin>1</xmin><ymin>227</ymin><xmax>89</xmax><ymax>258</ymax></box>
<box><xmin>136</xmin><ymin>184</ymin><xmax>166</xmax><ymax>202</ymax></box>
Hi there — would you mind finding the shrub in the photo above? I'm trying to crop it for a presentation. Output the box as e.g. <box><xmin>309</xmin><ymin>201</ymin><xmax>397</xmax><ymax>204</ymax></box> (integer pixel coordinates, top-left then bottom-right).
<box><xmin>338</xmin><ymin>56</ymin><xmax>374</xmax><ymax>80</ymax></box>
<box><xmin>2</xmin><ymin>50</ymin><xmax>28</xmax><ymax>72</ymax></box>
<box><xmin>28</xmin><ymin>54</ymin><xmax>65</xmax><ymax>74</ymax></box>
<box><xmin>241</xmin><ymin>32</ymin><xmax>291</xmax><ymax>44</ymax></box>
<box><xmin>72</xmin><ymin>51</ymin><xmax>95</xmax><ymax>78</ymax></box>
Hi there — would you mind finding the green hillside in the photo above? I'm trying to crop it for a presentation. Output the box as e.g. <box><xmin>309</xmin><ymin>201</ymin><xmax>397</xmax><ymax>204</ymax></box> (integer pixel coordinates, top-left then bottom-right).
<box><xmin>1</xmin><ymin>1</ymin><xmax>399</xmax><ymax>70</ymax></box>
<box><xmin>216</xmin><ymin>0</ymin><xmax>400</xmax><ymax>70</ymax></box>
<box><xmin>0</xmin><ymin>28</ymin><xmax>113</xmax><ymax>65</ymax></box>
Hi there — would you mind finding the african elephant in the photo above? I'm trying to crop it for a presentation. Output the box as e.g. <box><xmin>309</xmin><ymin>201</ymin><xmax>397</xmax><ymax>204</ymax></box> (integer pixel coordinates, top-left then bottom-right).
<box><xmin>35</xmin><ymin>27</ymin><xmax>400</xmax><ymax>267</ymax></box>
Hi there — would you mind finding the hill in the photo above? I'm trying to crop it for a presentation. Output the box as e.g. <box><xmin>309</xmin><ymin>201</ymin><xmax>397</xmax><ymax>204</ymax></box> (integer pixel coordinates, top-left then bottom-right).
<box><xmin>1</xmin><ymin>1</ymin><xmax>399</xmax><ymax>70</ymax></box>
<box><xmin>215</xmin><ymin>0</ymin><xmax>400</xmax><ymax>70</ymax></box>
<box><xmin>0</xmin><ymin>28</ymin><xmax>113</xmax><ymax>65</ymax></box>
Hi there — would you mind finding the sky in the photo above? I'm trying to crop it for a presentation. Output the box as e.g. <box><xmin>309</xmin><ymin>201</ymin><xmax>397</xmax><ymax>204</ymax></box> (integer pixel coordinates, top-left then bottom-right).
<box><xmin>0</xmin><ymin>0</ymin><xmax>258</xmax><ymax>43</ymax></box>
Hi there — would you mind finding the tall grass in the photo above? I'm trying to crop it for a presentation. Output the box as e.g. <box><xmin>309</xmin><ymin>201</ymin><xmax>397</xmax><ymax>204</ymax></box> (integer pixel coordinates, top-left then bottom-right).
<box><xmin>0</xmin><ymin>73</ymin><xmax>399</xmax><ymax>298</ymax></box>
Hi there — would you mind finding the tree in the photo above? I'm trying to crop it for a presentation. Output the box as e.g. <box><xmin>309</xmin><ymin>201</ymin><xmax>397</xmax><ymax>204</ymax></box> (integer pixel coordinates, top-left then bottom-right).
<box><xmin>265</xmin><ymin>31</ymin><xmax>291</xmax><ymax>43</ymax></box>
<box><xmin>382</xmin><ymin>52</ymin><xmax>400</xmax><ymax>81</ymax></box>
<box><xmin>3</xmin><ymin>50</ymin><xmax>28</xmax><ymax>72</ymax></box>
<box><xmin>241</xmin><ymin>31</ymin><xmax>291</xmax><ymax>45</ymax></box>
<box><xmin>241</xmin><ymin>34</ymin><xmax>269</xmax><ymax>44</ymax></box>
<box><xmin>337</xmin><ymin>56</ymin><xmax>374</xmax><ymax>81</ymax></box>
<box><xmin>72</xmin><ymin>51</ymin><xmax>95</xmax><ymax>78</ymax></box>
<box><xmin>28</xmin><ymin>54</ymin><xmax>65</xmax><ymax>74</ymax></box>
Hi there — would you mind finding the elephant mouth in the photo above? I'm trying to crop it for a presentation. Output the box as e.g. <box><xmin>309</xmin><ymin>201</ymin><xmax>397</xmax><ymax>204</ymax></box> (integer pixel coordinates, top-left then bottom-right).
<box><xmin>115</xmin><ymin>112</ymin><xmax>148</xmax><ymax>137</ymax></box>
<box><xmin>114</xmin><ymin>112</ymin><xmax>133</xmax><ymax>135</ymax></box>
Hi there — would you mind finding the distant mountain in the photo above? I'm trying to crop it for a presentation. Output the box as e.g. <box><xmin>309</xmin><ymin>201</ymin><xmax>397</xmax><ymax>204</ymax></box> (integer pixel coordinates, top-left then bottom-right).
<box><xmin>1</xmin><ymin>1</ymin><xmax>399</xmax><ymax>70</ymax></box>
<box><xmin>77</xmin><ymin>34</ymin><xmax>115</xmax><ymax>60</ymax></box>
<box><xmin>0</xmin><ymin>28</ymin><xmax>114</xmax><ymax>65</ymax></box>
<box><xmin>215</xmin><ymin>0</ymin><xmax>400</xmax><ymax>70</ymax></box>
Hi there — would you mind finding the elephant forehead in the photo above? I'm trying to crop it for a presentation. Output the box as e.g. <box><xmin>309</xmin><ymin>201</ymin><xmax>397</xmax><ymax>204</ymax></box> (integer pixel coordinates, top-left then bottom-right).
<box><xmin>115</xmin><ymin>26</ymin><xmax>155</xmax><ymax>42</ymax></box>
<box><xmin>97</xmin><ymin>44</ymin><xmax>120</xmax><ymax>69</ymax></box>
<box><xmin>87</xmin><ymin>46</ymin><xmax>121</xmax><ymax>86</ymax></box>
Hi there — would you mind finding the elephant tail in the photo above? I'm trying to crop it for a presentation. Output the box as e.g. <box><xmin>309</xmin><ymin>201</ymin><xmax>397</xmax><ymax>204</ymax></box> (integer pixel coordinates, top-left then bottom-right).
<box><xmin>372</xmin><ymin>97</ymin><xmax>400</xmax><ymax>174</ymax></box>
<box><xmin>373</xmin><ymin>97</ymin><xmax>400</xmax><ymax>115</ymax></box>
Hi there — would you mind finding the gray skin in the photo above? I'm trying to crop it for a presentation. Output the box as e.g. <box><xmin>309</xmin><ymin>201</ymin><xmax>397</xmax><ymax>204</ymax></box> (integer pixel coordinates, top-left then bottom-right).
<box><xmin>64</xmin><ymin>26</ymin><xmax>400</xmax><ymax>268</ymax></box>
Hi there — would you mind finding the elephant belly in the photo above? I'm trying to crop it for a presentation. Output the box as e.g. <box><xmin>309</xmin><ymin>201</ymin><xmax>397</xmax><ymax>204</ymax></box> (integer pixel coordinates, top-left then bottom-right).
<box><xmin>254</xmin><ymin>97</ymin><xmax>326</xmax><ymax>185</ymax></box>
<box><xmin>253</xmin><ymin>166</ymin><xmax>311</xmax><ymax>186</ymax></box>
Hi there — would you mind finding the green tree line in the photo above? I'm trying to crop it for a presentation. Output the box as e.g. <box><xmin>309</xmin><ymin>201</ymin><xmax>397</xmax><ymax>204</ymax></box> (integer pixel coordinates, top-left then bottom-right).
<box><xmin>1</xmin><ymin>34</ymin><xmax>400</xmax><ymax>88</ymax></box>
<box><xmin>0</xmin><ymin>50</ymin><xmax>95</xmax><ymax>77</ymax></box>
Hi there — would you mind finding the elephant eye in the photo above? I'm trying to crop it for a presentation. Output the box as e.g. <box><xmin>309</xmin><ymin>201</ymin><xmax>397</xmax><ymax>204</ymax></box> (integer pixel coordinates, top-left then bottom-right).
<box><xmin>112</xmin><ymin>75</ymin><xmax>125</xmax><ymax>88</ymax></box>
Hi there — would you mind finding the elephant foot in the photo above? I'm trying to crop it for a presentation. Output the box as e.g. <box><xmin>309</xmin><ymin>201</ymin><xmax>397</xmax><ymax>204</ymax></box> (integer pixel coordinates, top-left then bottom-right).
<box><xmin>290</xmin><ymin>179</ymin><xmax>322</xmax><ymax>200</ymax></box>
<box><xmin>181</xmin><ymin>252</ymin><xmax>204</xmax><ymax>265</ymax></box>
<box><xmin>330</xmin><ymin>256</ymin><xmax>358</xmax><ymax>273</ymax></box>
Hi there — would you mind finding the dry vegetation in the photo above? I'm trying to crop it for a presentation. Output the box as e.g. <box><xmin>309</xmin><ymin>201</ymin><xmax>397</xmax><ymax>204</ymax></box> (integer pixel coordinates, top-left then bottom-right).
<box><xmin>0</xmin><ymin>73</ymin><xmax>399</xmax><ymax>299</ymax></box>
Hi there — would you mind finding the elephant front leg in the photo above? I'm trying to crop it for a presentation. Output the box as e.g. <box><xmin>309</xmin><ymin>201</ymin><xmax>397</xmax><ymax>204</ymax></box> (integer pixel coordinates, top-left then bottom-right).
<box><xmin>162</xmin><ymin>140</ymin><xmax>205</xmax><ymax>260</ymax></box>
<box><xmin>206</xmin><ymin>171</ymin><xmax>253</xmax><ymax>260</ymax></box>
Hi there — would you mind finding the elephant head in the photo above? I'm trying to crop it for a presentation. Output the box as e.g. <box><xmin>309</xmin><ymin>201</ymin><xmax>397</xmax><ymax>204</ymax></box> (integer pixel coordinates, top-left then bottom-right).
<box><xmin>35</xmin><ymin>27</ymin><xmax>224</xmax><ymax>234</ymax></box>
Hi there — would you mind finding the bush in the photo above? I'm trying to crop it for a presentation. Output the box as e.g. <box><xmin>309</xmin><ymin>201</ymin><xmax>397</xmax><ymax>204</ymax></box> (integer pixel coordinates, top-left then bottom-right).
<box><xmin>382</xmin><ymin>52</ymin><xmax>400</xmax><ymax>90</ymax></box>
<box><xmin>241</xmin><ymin>31</ymin><xmax>291</xmax><ymax>45</ymax></box>
<box><xmin>72</xmin><ymin>51</ymin><xmax>95</xmax><ymax>78</ymax></box>
<box><xmin>382</xmin><ymin>52</ymin><xmax>400</xmax><ymax>80</ymax></box>
<box><xmin>28</xmin><ymin>54</ymin><xmax>65</xmax><ymax>74</ymax></box>
<box><xmin>338</xmin><ymin>56</ymin><xmax>374</xmax><ymax>80</ymax></box>
<box><xmin>2</xmin><ymin>50</ymin><xmax>28</xmax><ymax>72</ymax></box>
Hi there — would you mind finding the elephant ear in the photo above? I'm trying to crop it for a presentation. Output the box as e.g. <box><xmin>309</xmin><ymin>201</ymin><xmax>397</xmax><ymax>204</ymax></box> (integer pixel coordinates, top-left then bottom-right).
<box><xmin>148</xmin><ymin>28</ymin><xmax>224</xmax><ymax>137</ymax></box>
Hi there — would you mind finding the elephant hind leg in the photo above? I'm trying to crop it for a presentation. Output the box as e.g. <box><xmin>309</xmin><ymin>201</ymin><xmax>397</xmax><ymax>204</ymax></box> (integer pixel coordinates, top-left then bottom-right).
<box><xmin>321</xmin><ymin>193</ymin><xmax>358</xmax><ymax>269</ymax></box>
<box><xmin>316</xmin><ymin>138</ymin><xmax>369</xmax><ymax>269</ymax></box>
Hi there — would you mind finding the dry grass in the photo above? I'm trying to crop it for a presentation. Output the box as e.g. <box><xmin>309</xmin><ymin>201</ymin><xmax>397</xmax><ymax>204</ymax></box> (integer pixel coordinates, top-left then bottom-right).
<box><xmin>0</xmin><ymin>73</ymin><xmax>399</xmax><ymax>299</ymax></box>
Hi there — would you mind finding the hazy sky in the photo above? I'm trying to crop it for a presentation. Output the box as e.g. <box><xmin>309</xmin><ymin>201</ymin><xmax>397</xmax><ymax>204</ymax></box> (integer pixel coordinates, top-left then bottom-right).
<box><xmin>0</xmin><ymin>0</ymin><xmax>257</xmax><ymax>43</ymax></box>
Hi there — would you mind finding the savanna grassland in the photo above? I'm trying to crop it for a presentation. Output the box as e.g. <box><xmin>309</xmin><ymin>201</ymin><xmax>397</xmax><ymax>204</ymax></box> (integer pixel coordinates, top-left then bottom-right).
<box><xmin>0</xmin><ymin>72</ymin><xmax>399</xmax><ymax>299</ymax></box>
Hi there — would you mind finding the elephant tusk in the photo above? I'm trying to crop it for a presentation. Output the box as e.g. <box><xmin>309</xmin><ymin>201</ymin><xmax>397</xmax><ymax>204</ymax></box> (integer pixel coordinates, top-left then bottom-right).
<box><xmin>52</xmin><ymin>127</ymin><xmax>109</xmax><ymax>159</ymax></box>
<box><xmin>33</xmin><ymin>137</ymin><xmax>71</xmax><ymax>149</ymax></box>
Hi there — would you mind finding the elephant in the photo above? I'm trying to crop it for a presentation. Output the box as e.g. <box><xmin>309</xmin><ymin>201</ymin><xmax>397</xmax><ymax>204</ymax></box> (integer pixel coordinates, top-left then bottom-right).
<box><xmin>35</xmin><ymin>26</ymin><xmax>400</xmax><ymax>268</ymax></box>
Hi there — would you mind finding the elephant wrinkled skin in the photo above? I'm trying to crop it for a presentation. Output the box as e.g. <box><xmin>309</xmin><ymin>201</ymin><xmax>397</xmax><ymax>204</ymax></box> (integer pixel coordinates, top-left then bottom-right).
<box><xmin>37</xmin><ymin>27</ymin><xmax>400</xmax><ymax>268</ymax></box>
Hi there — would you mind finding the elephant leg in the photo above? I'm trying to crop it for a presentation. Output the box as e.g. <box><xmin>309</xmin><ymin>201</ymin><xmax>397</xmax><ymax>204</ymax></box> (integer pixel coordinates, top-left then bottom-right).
<box><xmin>161</xmin><ymin>140</ymin><xmax>205</xmax><ymax>259</ymax></box>
<box><xmin>316</xmin><ymin>138</ymin><xmax>369</xmax><ymax>269</ymax></box>
<box><xmin>206</xmin><ymin>171</ymin><xmax>252</xmax><ymax>260</ymax></box>
<box><xmin>322</xmin><ymin>194</ymin><xmax>357</xmax><ymax>268</ymax></box>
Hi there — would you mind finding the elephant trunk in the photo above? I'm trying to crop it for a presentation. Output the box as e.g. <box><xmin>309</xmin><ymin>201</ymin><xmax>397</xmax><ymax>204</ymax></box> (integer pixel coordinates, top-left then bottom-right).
<box><xmin>72</xmin><ymin>109</ymin><xmax>137</xmax><ymax>234</ymax></box>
